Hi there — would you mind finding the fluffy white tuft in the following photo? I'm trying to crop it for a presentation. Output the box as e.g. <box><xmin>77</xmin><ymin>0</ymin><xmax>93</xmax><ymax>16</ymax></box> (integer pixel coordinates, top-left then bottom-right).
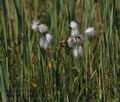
<box><xmin>31</xmin><ymin>20</ymin><xmax>40</xmax><ymax>31</ymax></box>
<box><xmin>69</xmin><ymin>21</ymin><xmax>78</xmax><ymax>30</ymax></box>
<box><xmin>71</xmin><ymin>29</ymin><xmax>80</xmax><ymax>36</ymax></box>
<box><xmin>38</xmin><ymin>24</ymin><xmax>48</xmax><ymax>34</ymax></box>
<box><xmin>73</xmin><ymin>46</ymin><xmax>84</xmax><ymax>57</ymax></box>
<box><xmin>46</xmin><ymin>33</ymin><xmax>52</xmax><ymax>43</ymax></box>
<box><xmin>84</xmin><ymin>27</ymin><xmax>95</xmax><ymax>37</ymax></box>
<box><xmin>39</xmin><ymin>34</ymin><xmax>52</xmax><ymax>49</ymax></box>
<box><xmin>67</xmin><ymin>37</ymin><xmax>76</xmax><ymax>48</ymax></box>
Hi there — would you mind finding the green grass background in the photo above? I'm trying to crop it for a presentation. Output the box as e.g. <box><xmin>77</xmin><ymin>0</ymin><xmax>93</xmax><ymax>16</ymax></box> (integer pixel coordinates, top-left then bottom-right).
<box><xmin>0</xmin><ymin>0</ymin><xmax>120</xmax><ymax>101</ymax></box>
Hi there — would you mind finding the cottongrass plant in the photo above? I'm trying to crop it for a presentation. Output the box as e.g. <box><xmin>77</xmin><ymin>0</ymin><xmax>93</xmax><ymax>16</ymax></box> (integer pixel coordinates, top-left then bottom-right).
<box><xmin>31</xmin><ymin>20</ymin><xmax>53</xmax><ymax>49</ymax></box>
<box><xmin>68</xmin><ymin>21</ymin><xmax>85</xmax><ymax>57</ymax></box>
<box><xmin>62</xmin><ymin>21</ymin><xmax>95</xmax><ymax>58</ymax></box>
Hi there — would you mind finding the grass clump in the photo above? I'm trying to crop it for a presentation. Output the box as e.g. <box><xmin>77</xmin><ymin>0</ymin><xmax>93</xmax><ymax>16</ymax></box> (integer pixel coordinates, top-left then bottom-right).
<box><xmin>0</xmin><ymin>0</ymin><xmax>120</xmax><ymax>101</ymax></box>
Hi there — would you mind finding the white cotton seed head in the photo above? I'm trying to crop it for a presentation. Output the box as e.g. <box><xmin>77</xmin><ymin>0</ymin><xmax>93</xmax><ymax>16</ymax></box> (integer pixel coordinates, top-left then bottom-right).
<box><xmin>73</xmin><ymin>46</ymin><xmax>84</xmax><ymax>58</ymax></box>
<box><xmin>75</xmin><ymin>35</ymin><xmax>85</xmax><ymax>46</ymax></box>
<box><xmin>67</xmin><ymin>35</ymin><xmax>85</xmax><ymax>48</ymax></box>
<box><xmin>69</xmin><ymin>21</ymin><xmax>78</xmax><ymax>30</ymax></box>
<box><xmin>71</xmin><ymin>29</ymin><xmax>80</xmax><ymax>36</ymax></box>
<box><xmin>38</xmin><ymin>24</ymin><xmax>48</xmax><ymax>34</ymax></box>
<box><xmin>31</xmin><ymin>20</ymin><xmax>40</xmax><ymax>31</ymax></box>
<box><xmin>32</xmin><ymin>20</ymin><xmax>40</xmax><ymax>25</ymax></box>
<box><xmin>67</xmin><ymin>37</ymin><xmax>72</xmax><ymax>47</ymax></box>
<box><xmin>32</xmin><ymin>24</ymin><xmax>38</xmax><ymax>31</ymax></box>
<box><xmin>78</xmin><ymin>46</ymin><xmax>84</xmax><ymax>57</ymax></box>
<box><xmin>39</xmin><ymin>34</ymin><xmax>52</xmax><ymax>49</ymax></box>
<box><xmin>84</xmin><ymin>27</ymin><xmax>95</xmax><ymax>37</ymax></box>
<box><xmin>46</xmin><ymin>33</ymin><xmax>52</xmax><ymax>44</ymax></box>
<box><xmin>39</xmin><ymin>36</ymin><xmax>48</xmax><ymax>49</ymax></box>
<box><xmin>67</xmin><ymin>36</ymin><xmax>76</xmax><ymax>48</ymax></box>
